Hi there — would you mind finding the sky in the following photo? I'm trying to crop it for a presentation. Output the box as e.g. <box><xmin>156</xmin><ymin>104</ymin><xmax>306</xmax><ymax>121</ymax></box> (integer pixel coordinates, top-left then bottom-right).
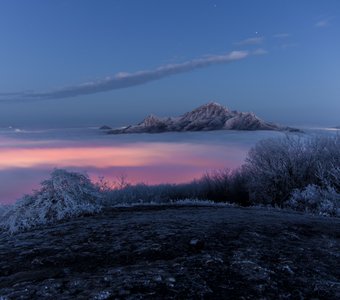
<box><xmin>0</xmin><ymin>0</ymin><xmax>339</xmax><ymax>128</ymax></box>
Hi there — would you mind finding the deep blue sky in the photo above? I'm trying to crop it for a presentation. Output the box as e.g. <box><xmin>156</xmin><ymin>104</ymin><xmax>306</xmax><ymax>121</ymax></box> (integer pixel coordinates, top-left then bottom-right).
<box><xmin>0</xmin><ymin>0</ymin><xmax>339</xmax><ymax>128</ymax></box>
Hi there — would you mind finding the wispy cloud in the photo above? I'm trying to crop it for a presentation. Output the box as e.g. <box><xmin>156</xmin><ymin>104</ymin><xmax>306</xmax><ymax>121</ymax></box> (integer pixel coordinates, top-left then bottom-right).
<box><xmin>234</xmin><ymin>36</ymin><xmax>264</xmax><ymax>46</ymax></box>
<box><xmin>315</xmin><ymin>16</ymin><xmax>333</xmax><ymax>28</ymax></box>
<box><xmin>0</xmin><ymin>51</ymin><xmax>251</xmax><ymax>102</ymax></box>
<box><xmin>253</xmin><ymin>48</ymin><xmax>268</xmax><ymax>55</ymax></box>
<box><xmin>315</xmin><ymin>20</ymin><xmax>330</xmax><ymax>28</ymax></box>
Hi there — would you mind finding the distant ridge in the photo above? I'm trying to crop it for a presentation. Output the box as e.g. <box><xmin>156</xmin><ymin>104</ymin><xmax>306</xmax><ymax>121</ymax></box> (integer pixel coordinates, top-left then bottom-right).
<box><xmin>102</xmin><ymin>102</ymin><xmax>300</xmax><ymax>134</ymax></box>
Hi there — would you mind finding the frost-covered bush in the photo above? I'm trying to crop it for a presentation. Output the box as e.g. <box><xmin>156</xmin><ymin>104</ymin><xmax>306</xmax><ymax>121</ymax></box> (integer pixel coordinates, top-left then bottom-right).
<box><xmin>329</xmin><ymin>167</ymin><xmax>340</xmax><ymax>189</ymax></box>
<box><xmin>187</xmin><ymin>169</ymin><xmax>249</xmax><ymax>205</ymax></box>
<box><xmin>100</xmin><ymin>168</ymin><xmax>249</xmax><ymax>207</ymax></box>
<box><xmin>0</xmin><ymin>169</ymin><xmax>102</xmax><ymax>233</ymax></box>
<box><xmin>245</xmin><ymin>135</ymin><xmax>340</xmax><ymax>206</ymax></box>
<box><xmin>0</xmin><ymin>204</ymin><xmax>9</xmax><ymax>218</ymax></box>
<box><xmin>287</xmin><ymin>184</ymin><xmax>340</xmax><ymax>217</ymax></box>
<box><xmin>317</xmin><ymin>165</ymin><xmax>340</xmax><ymax>193</ymax></box>
<box><xmin>102</xmin><ymin>182</ymin><xmax>193</xmax><ymax>206</ymax></box>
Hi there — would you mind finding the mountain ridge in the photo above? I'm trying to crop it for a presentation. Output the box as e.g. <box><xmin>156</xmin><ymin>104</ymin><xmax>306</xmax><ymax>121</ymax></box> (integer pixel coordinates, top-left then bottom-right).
<box><xmin>102</xmin><ymin>102</ymin><xmax>300</xmax><ymax>134</ymax></box>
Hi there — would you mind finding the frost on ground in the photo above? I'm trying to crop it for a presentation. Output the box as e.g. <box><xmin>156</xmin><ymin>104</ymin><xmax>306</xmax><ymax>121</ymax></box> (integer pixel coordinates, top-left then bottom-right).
<box><xmin>0</xmin><ymin>205</ymin><xmax>339</xmax><ymax>299</ymax></box>
<box><xmin>0</xmin><ymin>169</ymin><xmax>102</xmax><ymax>233</ymax></box>
<box><xmin>112</xmin><ymin>199</ymin><xmax>235</xmax><ymax>208</ymax></box>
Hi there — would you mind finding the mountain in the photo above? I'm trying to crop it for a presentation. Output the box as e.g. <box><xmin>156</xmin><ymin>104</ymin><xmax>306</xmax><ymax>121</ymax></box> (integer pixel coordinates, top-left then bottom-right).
<box><xmin>103</xmin><ymin>102</ymin><xmax>299</xmax><ymax>134</ymax></box>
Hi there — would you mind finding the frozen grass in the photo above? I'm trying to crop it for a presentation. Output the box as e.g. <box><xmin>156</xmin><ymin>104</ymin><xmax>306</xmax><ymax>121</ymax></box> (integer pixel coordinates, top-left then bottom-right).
<box><xmin>112</xmin><ymin>199</ymin><xmax>236</xmax><ymax>208</ymax></box>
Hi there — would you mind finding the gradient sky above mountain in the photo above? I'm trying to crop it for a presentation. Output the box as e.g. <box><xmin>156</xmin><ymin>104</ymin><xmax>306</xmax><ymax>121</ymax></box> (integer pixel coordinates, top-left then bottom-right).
<box><xmin>0</xmin><ymin>0</ymin><xmax>339</xmax><ymax>128</ymax></box>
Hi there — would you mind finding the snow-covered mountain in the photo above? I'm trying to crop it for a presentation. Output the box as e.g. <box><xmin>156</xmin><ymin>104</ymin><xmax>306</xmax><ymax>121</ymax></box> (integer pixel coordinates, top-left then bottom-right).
<box><xmin>104</xmin><ymin>102</ymin><xmax>299</xmax><ymax>134</ymax></box>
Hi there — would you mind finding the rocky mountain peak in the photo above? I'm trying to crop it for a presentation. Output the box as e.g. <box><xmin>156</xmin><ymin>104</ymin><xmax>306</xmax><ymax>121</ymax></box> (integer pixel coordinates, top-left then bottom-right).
<box><xmin>139</xmin><ymin>114</ymin><xmax>162</xmax><ymax>127</ymax></box>
<box><xmin>105</xmin><ymin>102</ymin><xmax>298</xmax><ymax>134</ymax></box>
<box><xmin>180</xmin><ymin>102</ymin><xmax>230</xmax><ymax>122</ymax></box>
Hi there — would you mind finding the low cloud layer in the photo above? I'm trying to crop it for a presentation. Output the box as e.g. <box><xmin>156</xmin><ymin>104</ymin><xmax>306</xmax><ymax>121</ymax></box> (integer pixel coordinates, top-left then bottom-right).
<box><xmin>0</xmin><ymin>51</ymin><xmax>250</xmax><ymax>102</ymax></box>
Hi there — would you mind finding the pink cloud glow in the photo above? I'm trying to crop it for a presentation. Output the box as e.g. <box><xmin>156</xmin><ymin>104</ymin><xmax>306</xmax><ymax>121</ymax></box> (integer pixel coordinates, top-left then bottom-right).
<box><xmin>0</xmin><ymin>141</ymin><xmax>247</xmax><ymax>204</ymax></box>
<box><xmin>0</xmin><ymin>142</ymin><xmax>238</xmax><ymax>170</ymax></box>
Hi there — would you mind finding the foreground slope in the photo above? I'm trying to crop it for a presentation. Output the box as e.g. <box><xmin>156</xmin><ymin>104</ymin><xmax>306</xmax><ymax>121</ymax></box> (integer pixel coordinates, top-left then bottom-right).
<box><xmin>103</xmin><ymin>102</ymin><xmax>299</xmax><ymax>133</ymax></box>
<box><xmin>0</xmin><ymin>205</ymin><xmax>339</xmax><ymax>299</ymax></box>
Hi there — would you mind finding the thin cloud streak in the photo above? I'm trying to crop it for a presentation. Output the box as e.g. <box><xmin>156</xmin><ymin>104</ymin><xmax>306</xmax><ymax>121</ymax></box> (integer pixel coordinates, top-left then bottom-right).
<box><xmin>234</xmin><ymin>36</ymin><xmax>264</xmax><ymax>46</ymax></box>
<box><xmin>315</xmin><ymin>16</ymin><xmax>333</xmax><ymax>28</ymax></box>
<box><xmin>253</xmin><ymin>48</ymin><xmax>268</xmax><ymax>55</ymax></box>
<box><xmin>0</xmin><ymin>51</ymin><xmax>250</xmax><ymax>102</ymax></box>
<box><xmin>315</xmin><ymin>20</ymin><xmax>330</xmax><ymax>27</ymax></box>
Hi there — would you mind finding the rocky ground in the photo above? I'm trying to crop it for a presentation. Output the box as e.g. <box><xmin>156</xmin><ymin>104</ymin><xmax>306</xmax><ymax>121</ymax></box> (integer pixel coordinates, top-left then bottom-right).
<box><xmin>0</xmin><ymin>205</ymin><xmax>339</xmax><ymax>299</ymax></box>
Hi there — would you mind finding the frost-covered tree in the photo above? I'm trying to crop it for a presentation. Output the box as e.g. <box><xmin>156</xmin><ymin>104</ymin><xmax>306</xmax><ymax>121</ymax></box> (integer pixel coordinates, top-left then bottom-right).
<box><xmin>245</xmin><ymin>136</ymin><xmax>313</xmax><ymax>205</ymax></box>
<box><xmin>317</xmin><ymin>165</ymin><xmax>340</xmax><ymax>192</ymax></box>
<box><xmin>245</xmin><ymin>135</ymin><xmax>340</xmax><ymax>206</ymax></box>
<box><xmin>0</xmin><ymin>169</ymin><xmax>102</xmax><ymax>233</ymax></box>
<box><xmin>329</xmin><ymin>166</ymin><xmax>340</xmax><ymax>191</ymax></box>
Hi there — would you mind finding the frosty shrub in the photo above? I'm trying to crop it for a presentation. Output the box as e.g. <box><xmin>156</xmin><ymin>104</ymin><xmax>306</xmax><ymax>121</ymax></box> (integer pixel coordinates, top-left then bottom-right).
<box><xmin>192</xmin><ymin>169</ymin><xmax>249</xmax><ymax>205</ymax></box>
<box><xmin>245</xmin><ymin>135</ymin><xmax>340</xmax><ymax>206</ymax></box>
<box><xmin>103</xmin><ymin>182</ymin><xmax>190</xmax><ymax>206</ymax></box>
<box><xmin>330</xmin><ymin>167</ymin><xmax>340</xmax><ymax>188</ymax></box>
<box><xmin>0</xmin><ymin>169</ymin><xmax>102</xmax><ymax>233</ymax></box>
<box><xmin>101</xmin><ymin>168</ymin><xmax>250</xmax><ymax>207</ymax></box>
<box><xmin>287</xmin><ymin>184</ymin><xmax>340</xmax><ymax>217</ymax></box>
<box><xmin>0</xmin><ymin>204</ymin><xmax>8</xmax><ymax>218</ymax></box>
<box><xmin>317</xmin><ymin>165</ymin><xmax>340</xmax><ymax>192</ymax></box>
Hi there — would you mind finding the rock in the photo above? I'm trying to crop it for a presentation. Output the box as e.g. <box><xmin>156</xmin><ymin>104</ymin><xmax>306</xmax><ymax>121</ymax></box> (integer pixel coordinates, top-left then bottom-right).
<box><xmin>189</xmin><ymin>238</ymin><xmax>205</xmax><ymax>252</ymax></box>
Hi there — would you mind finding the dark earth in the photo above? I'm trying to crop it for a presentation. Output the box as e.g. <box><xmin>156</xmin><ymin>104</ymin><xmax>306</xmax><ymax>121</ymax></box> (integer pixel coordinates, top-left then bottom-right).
<box><xmin>0</xmin><ymin>205</ymin><xmax>339</xmax><ymax>299</ymax></box>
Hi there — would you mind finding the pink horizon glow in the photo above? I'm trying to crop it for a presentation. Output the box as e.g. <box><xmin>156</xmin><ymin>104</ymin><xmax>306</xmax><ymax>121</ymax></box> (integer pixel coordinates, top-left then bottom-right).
<box><xmin>0</xmin><ymin>141</ymin><xmax>247</xmax><ymax>204</ymax></box>
<box><xmin>0</xmin><ymin>142</ymin><xmax>241</xmax><ymax>170</ymax></box>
